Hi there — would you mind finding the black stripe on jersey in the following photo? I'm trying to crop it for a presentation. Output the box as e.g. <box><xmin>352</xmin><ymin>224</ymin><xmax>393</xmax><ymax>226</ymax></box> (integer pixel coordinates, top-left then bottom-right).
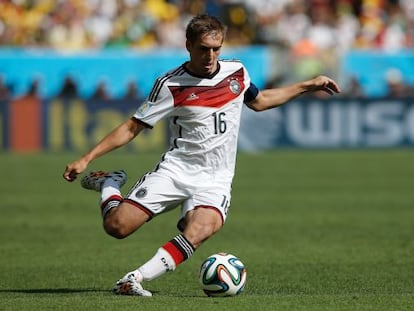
<box><xmin>149</xmin><ymin>66</ymin><xmax>185</xmax><ymax>102</ymax></box>
<box><xmin>153</xmin><ymin>152</ymin><xmax>167</xmax><ymax>172</ymax></box>
<box><xmin>151</xmin><ymin>116</ymin><xmax>182</xmax><ymax>173</ymax></box>
<box><xmin>153</xmin><ymin>144</ymin><xmax>179</xmax><ymax>172</ymax></box>
<box><xmin>173</xmin><ymin>138</ymin><xmax>178</xmax><ymax>149</ymax></box>
<box><xmin>172</xmin><ymin>116</ymin><xmax>181</xmax><ymax>149</ymax></box>
<box><xmin>178</xmin><ymin>123</ymin><xmax>182</xmax><ymax>146</ymax></box>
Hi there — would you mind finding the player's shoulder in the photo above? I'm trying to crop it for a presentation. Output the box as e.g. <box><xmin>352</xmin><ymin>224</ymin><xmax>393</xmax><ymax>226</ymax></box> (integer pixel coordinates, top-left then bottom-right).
<box><xmin>218</xmin><ymin>59</ymin><xmax>250</xmax><ymax>82</ymax></box>
<box><xmin>218</xmin><ymin>59</ymin><xmax>248</xmax><ymax>75</ymax></box>
<box><xmin>219</xmin><ymin>58</ymin><xmax>242</xmax><ymax>63</ymax></box>
<box><xmin>219</xmin><ymin>58</ymin><xmax>244</xmax><ymax>68</ymax></box>
<box><xmin>148</xmin><ymin>65</ymin><xmax>186</xmax><ymax>102</ymax></box>
<box><xmin>156</xmin><ymin>64</ymin><xmax>187</xmax><ymax>82</ymax></box>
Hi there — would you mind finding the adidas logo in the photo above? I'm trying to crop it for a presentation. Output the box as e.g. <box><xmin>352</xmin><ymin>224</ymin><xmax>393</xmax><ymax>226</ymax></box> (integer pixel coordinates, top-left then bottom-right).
<box><xmin>186</xmin><ymin>93</ymin><xmax>199</xmax><ymax>101</ymax></box>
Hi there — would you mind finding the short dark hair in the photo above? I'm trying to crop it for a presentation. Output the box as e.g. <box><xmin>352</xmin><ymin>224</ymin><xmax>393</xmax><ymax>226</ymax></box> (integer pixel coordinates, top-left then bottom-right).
<box><xmin>185</xmin><ymin>14</ymin><xmax>226</xmax><ymax>43</ymax></box>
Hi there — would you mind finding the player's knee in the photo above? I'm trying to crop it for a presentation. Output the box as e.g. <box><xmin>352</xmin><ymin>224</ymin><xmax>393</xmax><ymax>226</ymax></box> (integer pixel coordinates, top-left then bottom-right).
<box><xmin>184</xmin><ymin>222</ymin><xmax>221</xmax><ymax>248</ymax></box>
<box><xmin>102</xmin><ymin>203</ymin><xmax>148</xmax><ymax>239</ymax></box>
<box><xmin>103</xmin><ymin>215</ymin><xmax>131</xmax><ymax>239</ymax></box>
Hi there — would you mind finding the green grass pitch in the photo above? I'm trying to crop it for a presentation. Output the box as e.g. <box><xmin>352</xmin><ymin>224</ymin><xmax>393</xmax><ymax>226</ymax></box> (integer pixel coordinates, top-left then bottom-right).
<box><xmin>1</xmin><ymin>149</ymin><xmax>413</xmax><ymax>310</ymax></box>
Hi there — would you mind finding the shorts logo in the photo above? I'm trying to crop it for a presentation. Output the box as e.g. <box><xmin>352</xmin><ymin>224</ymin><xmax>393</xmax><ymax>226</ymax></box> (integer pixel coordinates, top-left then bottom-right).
<box><xmin>229</xmin><ymin>79</ymin><xmax>241</xmax><ymax>95</ymax></box>
<box><xmin>135</xmin><ymin>187</ymin><xmax>148</xmax><ymax>198</ymax></box>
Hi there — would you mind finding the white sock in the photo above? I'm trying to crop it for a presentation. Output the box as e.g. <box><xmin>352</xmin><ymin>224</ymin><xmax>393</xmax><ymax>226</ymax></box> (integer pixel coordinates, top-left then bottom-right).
<box><xmin>100</xmin><ymin>178</ymin><xmax>122</xmax><ymax>204</ymax></box>
<box><xmin>134</xmin><ymin>248</ymin><xmax>176</xmax><ymax>281</ymax></box>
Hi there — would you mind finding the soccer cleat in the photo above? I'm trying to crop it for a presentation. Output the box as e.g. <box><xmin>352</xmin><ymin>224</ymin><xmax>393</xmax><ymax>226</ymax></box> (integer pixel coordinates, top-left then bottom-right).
<box><xmin>112</xmin><ymin>273</ymin><xmax>152</xmax><ymax>297</ymax></box>
<box><xmin>80</xmin><ymin>170</ymin><xmax>127</xmax><ymax>192</ymax></box>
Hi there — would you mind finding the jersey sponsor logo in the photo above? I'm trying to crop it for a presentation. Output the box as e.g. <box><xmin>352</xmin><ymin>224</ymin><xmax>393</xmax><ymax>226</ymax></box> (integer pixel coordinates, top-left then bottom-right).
<box><xmin>169</xmin><ymin>68</ymin><xmax>245</xmax><ymax>108</ymax></box>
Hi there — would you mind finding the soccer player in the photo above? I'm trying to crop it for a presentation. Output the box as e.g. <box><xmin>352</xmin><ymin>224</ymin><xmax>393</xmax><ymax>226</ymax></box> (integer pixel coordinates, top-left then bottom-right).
<box><xmin>63</xmin><ymin>14</ymin><xmax>341</xmax><ymax>296</ymax></box>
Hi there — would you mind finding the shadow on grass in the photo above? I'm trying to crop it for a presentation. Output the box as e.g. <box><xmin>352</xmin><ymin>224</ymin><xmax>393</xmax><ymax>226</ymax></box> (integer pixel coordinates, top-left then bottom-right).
<box><xmin>1</xmin><ymin>288</ymin><xmax>206</xmax><ymax>297</ymax></box>
<box><xmin>0</xmin><ymin>288</ymin><xmax>108</xmax><ymax>294</ymax></box>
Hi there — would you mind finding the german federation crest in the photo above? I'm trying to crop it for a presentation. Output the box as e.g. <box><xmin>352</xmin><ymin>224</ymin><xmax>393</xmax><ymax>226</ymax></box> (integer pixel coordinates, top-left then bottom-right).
<box><xmin>229</xmin><ymin>79</ymin><xmax>241</xmax><ymax>95</ymax></box>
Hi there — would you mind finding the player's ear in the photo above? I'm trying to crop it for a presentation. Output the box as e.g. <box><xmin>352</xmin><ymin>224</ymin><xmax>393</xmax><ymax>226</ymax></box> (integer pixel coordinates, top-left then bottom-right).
<box><xmin>185</xmin><ymin>39</ymin><xmax>192</xmax><ymax>52</ymax></box>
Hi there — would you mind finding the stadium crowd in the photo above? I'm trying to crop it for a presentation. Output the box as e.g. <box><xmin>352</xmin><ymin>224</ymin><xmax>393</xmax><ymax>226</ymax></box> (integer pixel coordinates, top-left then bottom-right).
<box><xmin>0</xmin><ymin>0</ymin><xmax>413</xmax><ymax>98</ymax></box>
<box><xmin>1</xmin><ymin>0</ymin><xmax>413</xmax><ymax>50</ymax></box>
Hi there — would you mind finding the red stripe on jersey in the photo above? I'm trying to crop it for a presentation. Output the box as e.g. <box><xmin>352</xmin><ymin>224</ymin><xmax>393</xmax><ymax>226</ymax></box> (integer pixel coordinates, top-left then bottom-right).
<box><xmin>169</xmin><ymin>68</ymin><xmax>245</xmax><ymax>108</ymax></box>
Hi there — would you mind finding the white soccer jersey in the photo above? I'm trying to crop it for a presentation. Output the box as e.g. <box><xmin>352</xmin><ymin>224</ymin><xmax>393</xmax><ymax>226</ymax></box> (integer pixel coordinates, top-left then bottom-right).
<box><xmin>133</xmin><ymin>60</ymin><xmax>253</xmax><ymax>186</ymax></box>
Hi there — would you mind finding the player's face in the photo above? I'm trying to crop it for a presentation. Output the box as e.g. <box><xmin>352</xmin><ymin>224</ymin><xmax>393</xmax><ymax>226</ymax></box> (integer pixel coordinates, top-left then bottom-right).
<box><xmin>186</xmin><ymin>32</ymin><xmax>223</xmax><ymax>77</ymax></box>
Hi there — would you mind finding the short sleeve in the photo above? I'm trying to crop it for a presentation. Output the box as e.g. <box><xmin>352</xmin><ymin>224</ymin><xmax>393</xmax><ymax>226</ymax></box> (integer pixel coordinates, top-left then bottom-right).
<box><xmin>133</xmin><ymin>81</ymin><xmax>174</xmax><ymax>127</ymax></box>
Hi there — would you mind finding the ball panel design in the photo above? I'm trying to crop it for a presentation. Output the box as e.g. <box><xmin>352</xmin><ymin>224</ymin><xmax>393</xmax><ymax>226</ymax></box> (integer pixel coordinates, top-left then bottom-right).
<box><xmin>199</xmin><ymin>253</ymin><xmax>246</xmax><ymax>297</ymax></box>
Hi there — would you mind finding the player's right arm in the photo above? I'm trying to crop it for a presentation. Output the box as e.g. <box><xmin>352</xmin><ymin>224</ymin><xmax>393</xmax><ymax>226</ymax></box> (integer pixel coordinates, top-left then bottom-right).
<box><xmin>63</xmin><ymin>117</ymin><xmax>145</xmax><ymax>182</ymax></box>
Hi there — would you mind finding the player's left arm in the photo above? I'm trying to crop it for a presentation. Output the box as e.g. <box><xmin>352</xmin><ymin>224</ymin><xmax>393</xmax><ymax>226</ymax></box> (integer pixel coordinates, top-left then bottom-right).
<box><xmin>246</xmin><ymin>75</ymin><xmax>341</xmax><ymax>112</ymax></box>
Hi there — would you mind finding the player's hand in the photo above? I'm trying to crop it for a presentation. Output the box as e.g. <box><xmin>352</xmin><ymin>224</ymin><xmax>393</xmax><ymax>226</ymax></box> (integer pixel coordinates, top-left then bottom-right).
<box><xmin>63</xmin><ymin>160</ymin><xmax>88</xmax><ymax>182</ymax></box>
<box><xmin>309</xmin><ymin>75</ymin><xmax>341</xmax><ymax>95</ymax></box>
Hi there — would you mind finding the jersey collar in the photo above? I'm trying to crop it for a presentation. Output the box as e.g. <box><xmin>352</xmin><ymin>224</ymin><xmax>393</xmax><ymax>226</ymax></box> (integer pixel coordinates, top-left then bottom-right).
<box><xmin>182</xmin><ymin>61</ymin><xmax>221</xmax><ymax>79</ymax></box>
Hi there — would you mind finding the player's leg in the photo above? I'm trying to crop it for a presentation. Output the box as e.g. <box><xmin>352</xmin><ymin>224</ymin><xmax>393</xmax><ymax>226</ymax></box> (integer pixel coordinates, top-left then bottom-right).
<box><xmin>181</xmin><ymin>207</ymin><xmax>223</xmax><ymax>248</ymax></box>
<box><xmin>103</xmin><ymin>202</ymin><xmax>150</xmax><ymax>238</ymax></box>
<box><xmin>114</xmin><ymin>189</ymin><xmax>228</xmax><ymax>296</ymax></box>
<box><xmin>127</xmin><ymin>188</ymin><xmax>228</xmax><ymax>279</ymax></box>
<box><xmin>137</xmin><ymin>207</ymin><xmax>223</xmax><ymax>278</ymax></box>
<box><xmin>111</xmin><ymin>171</ymin><xmax>189</xmax><ymax>296</ymax></box>
<box><xmin>111</xmin><ymin>178</ymin><xmax>229</xmax><ymax>296</ymax></box>
<box><xmin>113</xmin><ymin>207</ymin><xmax>223</xmax><ymax>296</ymax></box>
<box><xmin>81</xmin><ymin>170</ymin><xmax>151</xmax><ymax>238</ymax></box>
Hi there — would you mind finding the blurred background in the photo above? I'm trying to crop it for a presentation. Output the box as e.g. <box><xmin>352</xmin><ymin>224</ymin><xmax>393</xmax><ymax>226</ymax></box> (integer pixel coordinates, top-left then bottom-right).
<box><xmin>0</xmin><ymin>0</ymin><xmax>413</xmax><ymax>152</ymax></box>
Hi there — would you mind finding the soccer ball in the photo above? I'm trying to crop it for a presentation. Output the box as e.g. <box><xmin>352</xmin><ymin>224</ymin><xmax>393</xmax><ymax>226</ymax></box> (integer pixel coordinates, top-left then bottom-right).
<box><xmin>199</xmin><ymin>252</ymin><xmax>247</xmax><ymax>297</ymax></box>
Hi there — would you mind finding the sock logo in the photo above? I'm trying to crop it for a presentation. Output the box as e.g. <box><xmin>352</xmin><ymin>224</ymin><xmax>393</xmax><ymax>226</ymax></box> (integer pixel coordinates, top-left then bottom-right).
<box><xmin>161</xmin><ymin>257</ymin><xmax>170</xmax><ymax>271</ymax></box>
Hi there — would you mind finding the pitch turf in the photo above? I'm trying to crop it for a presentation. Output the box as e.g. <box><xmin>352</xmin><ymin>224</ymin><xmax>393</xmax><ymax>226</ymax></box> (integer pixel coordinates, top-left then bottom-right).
<box><xmin>1</xmin><ymin>150</ymin><xmax>413</xmax><ymax>310</ymax></box>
